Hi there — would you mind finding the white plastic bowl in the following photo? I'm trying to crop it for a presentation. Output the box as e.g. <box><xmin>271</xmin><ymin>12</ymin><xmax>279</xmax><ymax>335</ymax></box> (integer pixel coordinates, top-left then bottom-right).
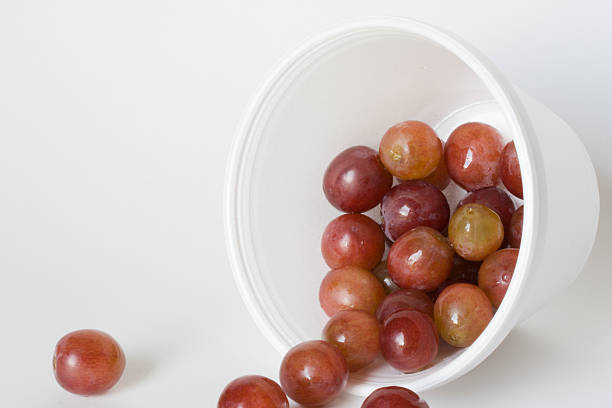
<box><xmin>224</xmin><ymin>17</ymin><xmax>599</xmax><ymax>395</ymax></box>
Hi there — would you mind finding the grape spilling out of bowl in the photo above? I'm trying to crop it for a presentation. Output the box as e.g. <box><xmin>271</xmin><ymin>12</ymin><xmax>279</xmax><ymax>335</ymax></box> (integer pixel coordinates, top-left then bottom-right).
<box><xmin>214</xmin><ymin>119</ymin><xmax>523</xmax><ymax>407</ymax></box>
<box><xmin>54</xmin><ymin>120</ymin><xmax>523</xmax><ymax>407</ymax></box>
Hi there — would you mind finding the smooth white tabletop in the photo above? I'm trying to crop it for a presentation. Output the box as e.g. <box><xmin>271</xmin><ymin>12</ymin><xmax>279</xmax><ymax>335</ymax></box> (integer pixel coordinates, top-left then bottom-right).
<box><xmin>1</xmin><ymin>1</ymin><xmax>611</xmax><ymax>406</ymax></box>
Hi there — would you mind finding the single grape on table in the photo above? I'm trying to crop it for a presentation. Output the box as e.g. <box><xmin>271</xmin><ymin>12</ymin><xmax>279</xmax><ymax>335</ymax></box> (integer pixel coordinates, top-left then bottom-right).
<box><xmin>387</xmin><ymin>226</ymin><xmax>454</xmax><ymax>292</ymax></box>
<box><xmin>319</xmin><ymin>265</ymin><xmax>385</xmax><ymax>316</ymax></box>
<box><xmin>279</xmin><ymin>340</ymin><xmax>348</xmax><ymax>406</ymax></box>
<box><xmin>445</xmin><ymin>122</ymin><xmax>504</xmax><ymax>191</ymax></box>
<box><xmin>362</xmin><ymin>386</ymin><xmax>430</xmax><ymax>408</ymax></box>
<box><xmin>381</xmin><ymin>181</ymin><xmax>450</xmax><ymax>242</ymax></box>
<box><xmin>53</xmin><ymin>329</ymin><xmax>125</xmax><ymax>396</ymax></box>
<box><xmin>379</xmin><ymin>121</ymin><xmax>443</xmax><ymax>180</ymax></box>
<box><xmin>323</xmin><ymin>145</ymin><xmax>393</xmax><ymax>213</ymax></box>
<box><xmin>218</xmin><ymin>375</ymin><xmax>289</xmax><ymax>408</ymax></box>
<box><xmin>323</xmin><ymin>309</ymin><xmax>381</xmax><ymax>372</ymax></box>
<box><xmin>321</xmin><ymin>213</ymin><xmax>385</xmax><ymax>270</ymax></box>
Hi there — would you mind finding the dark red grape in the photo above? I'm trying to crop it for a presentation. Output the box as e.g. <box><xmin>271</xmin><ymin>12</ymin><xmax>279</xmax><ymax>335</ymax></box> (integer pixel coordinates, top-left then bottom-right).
<box><xmin>379</xmin><ymin>121</ymin><xmax>443</xmax><ymax>180</ymax></box>
<box><xmin>321</xmin><ymin>213</ymin><xmax>385</xmax><ymax>270</ymax></box>
<box><xmin>434</xmin><ymin>283</ymin><xmax>493</xmax><ymax>347</ymax></box>
<box><xmin>445</xmin><ymin>122</ymin><xmax>504</xmax><ymax>191</ymax></box>
<box><xmin>361</xmin><ymin>386</ymin><xmax>430</xmax><ymax>408</ymax></box>
<box><xmin>387</xmin><ymin>226</ymin><xmax>454</xmax><ymax>292</ymax></box>
<box><xmin>428</xmin><ymin>256</ymin><xmax>481</xmax><ymax>301</ymax></box>
<box><xmin>218</xmin><ymin>376</ymin><xmax>289</xmax><ymax>408</ymax></box>
<box><xmin>509</xmin><ymin>205</ymin><xmax>523</xmax><ymax>248</ymax></box>
<box><xmin>478</xmin><ymin>248</ymin><xmax>518</xmax><ymax>307</ymax></box>
<box><xmin>457</xmin><ymin>187</ymin><xmax>515</xmax><ymax>232</ymax></box>
<box><xmin>372</xmin><ymin>261</ymin><xmax>400</xmax><ymax>294</ymax></box>
<box><xmin>323</xmin><ymin>146</ymin><xmax>393</xmax><ymax>213</ymax></box>
<box><xmin>376</xmin><ymin>289</ymin><xmax>434</xmax><ymax>322</ymax></box>
<box><xmin>380</xmin><ymin>310</ymin><xmax>439</xmax><ymax>373</ymax></box>
<box><xmin>319</xmin><ymin>266</ymin><xmax>385</xmax><ymax>316</ymax></box>
<box><xmin>381</xmin><ymin>181</ymin><xmax>450</xmax><ymax>242</ymax></box>
<box><xmin>448</xmin><ymin>203</ymin><xmax>504</xmax><ymax>261</ymax></box>
<box><xmin>53</xmin><ymin>329</ymin><xmax>125</xmax><ymax>396</ymax></box>
<box><xmin>500</xmin><ymin>141</ymin><xmax>523</xmax><ymax>199</ymax></box>
<box><xmin>323</xmin><ymin>310</ymin><xmax>380</xmax><ymax>372</ymax></box>
<box><xmin>279</xmin><ymin>340</ymin><xmax>348</xmax><ymax>406</ymax></box>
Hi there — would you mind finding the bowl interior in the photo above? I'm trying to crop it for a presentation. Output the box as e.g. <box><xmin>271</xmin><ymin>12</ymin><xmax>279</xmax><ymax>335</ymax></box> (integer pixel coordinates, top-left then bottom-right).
<box><xmin>233</xmin><ymin>24</ymin><xmax>524</xmax><ymax>395</ymax></box>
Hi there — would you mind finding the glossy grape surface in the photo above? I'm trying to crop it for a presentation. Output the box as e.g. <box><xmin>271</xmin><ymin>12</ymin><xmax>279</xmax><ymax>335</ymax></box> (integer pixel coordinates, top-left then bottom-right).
<box><xmin>421</xmin><ymin>141</ymin><xmax>450</xmax><ymax>190</ymax></box>
<box><xmin>323</xmin><ymin>310</ymin><xmax>380</xmax><ymax>372</ymax></box>
<box><xmin>500</xmin><ymin>141</ymin><xmax>523</xmax><ymax>199</ymax></box>
<box><xmin>445</xmin><ymin>122</ymin><xmax>504</xmax><ymax>191</ymax></box>
<box><xmin>321</xmin><ymin>213</ymin><xmax>385</xmax><ymax>270</ymax></box>
<box><xmin>279</xmin><ymin>340</ymin><xmax>348</xmax><ymax>406</ymax></box>
<box><xmin>381</xmin><ymin>181</ymin><xmax>450</xmax><ymax>242</ymax></box>
<box><xmin>361</xmin><ymin>386</ymin><xmax>430</xmax><ymax>408</ymax></box>
<box><xmin>434</xmin><ymin>283</ymin><xmax>493</xmax><ymax>347</ymax></box>
<box><xmin>478</xmin><ymin>248</ymin><xmax>518</xmax><ymax>307</ymax></box>
<box><xmin>323</xmin><ymin>146</ymin><xmax>393</xmax><ymax>213</ymax></box>
<box><xmin>380</xmin><ymin>310</ymin><xmax>439</xmax><ymax>373</ymax></box>
<box><xmin>218</xmin><ymin>376</ymin><xmax>289</xmax><ymax>408</ymax></box>
<box><xmin>457</xmin><ymin>187</ymin><xmax>515</xmax><ymax>232</ymax></box>
<box><xmin>376</xmin><ymin>289</ymin><xmax>434</xmax><ymax>322</ymax></box>
<box><xmin>387</xmin><ymin>226</ymin><xmax>454</xmax><ymax>292</ymax></box>
<box><xmin>372</xmin><ymin>261</ymin><xmax>400</xmax><ymax>294</ymax></box>
<box><xmin>319</xmin><ymin>266</ymin><xmax>385</xmax><ymax>316</ymax></box>
<box><xmin>379</xmin><ymin>121</ymin><xmax>443</xmax><ymax>180</ymax></box>
<box><xmin>509</xmin><ymin>205</ymin><xmax>523</xmax><ymax>248</ymax></box>
<box><xmin>428</xmin><ymin>256</ymin><xmax>481</xmax><ymax>301</ymax></box>
<box><xmin>448</xmin><ymin>203</ymin><xmax>504</xmax><ymax>261</ymax></box>
<box><xmin>53</xmin><ymin>329</ymin><xmax>125</xmax><ymax>396</ymax></box>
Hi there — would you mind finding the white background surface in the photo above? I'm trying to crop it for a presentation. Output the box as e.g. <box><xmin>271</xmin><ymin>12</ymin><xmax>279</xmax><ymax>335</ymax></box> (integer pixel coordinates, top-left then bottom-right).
<box><xmin>1</xmin><ymin>1</ymin><xmax>611</xmax><ymax>406</ymax></box>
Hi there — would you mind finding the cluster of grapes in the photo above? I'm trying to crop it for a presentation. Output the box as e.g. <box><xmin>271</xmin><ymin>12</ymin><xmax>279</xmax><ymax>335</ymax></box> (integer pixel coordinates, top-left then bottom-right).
<box><xmin>217</xmin><ymin>120</ymin><xmax>523</xmax><ymax>408</ymax></box>
<box><xmin>51</xmin><ymin>120</ymin><xmax>523</xmax><ymax>408</ymax></box>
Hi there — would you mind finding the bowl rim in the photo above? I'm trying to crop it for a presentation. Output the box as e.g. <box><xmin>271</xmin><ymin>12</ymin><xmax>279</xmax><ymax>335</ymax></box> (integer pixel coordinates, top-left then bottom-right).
<box><xmin>223</xmin><ymin>16</ymin><xmax>540</xmax><ymax>394</ymax></box>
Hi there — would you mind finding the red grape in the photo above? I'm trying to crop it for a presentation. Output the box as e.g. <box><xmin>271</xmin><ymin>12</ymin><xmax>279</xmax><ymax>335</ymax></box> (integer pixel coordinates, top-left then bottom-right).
<box><xmin>421</xmin><ymin>142</ymin><xmax>450</xmax><ymax>190</ymax></box>
<box><xmin>478</xmin><ymin>248</ymin><xmax>518</xmax><ymax>307</ymax></box>
<box><xmin>362</xmin><ymin>386</ymin><xmax>430</xmax><ymax>408</ymax></box>
<box><xmin>218</xmin><ymin>376</ymin><xmax>289</xmax><ymax>408</ymax></box>
<box><xmin>321</xmin><ymin>213</ymin><xmax>385</xmax><ymax>270</ymax></box>
<box><xmin>323</xmin><ymin>310</ymin><xmax>380</xmax><ymax>372</ymax></box>
<box><xmin>445</xmin><ymin>122</ymin><xmax>504</xmax><ymax>191</ymax></box>
<box><xmin>428</xmin><ymin>256</ymin><xmax>481</xmax><ymax>301</ymax></box>
<box><xmin>448</xmin><ymin>203</ymin><xmax>504</xmax><ymax>261</ymax></box>
<box><xmin>457</xmin><ymin>187</ymin><xmax>515</xmax><ymax>232</ymax></box>
<box><xmin>323</xmin><ymin>146</ymin><xmax>393</xmax><ymax>213</ymax></box>
<box><xmin>319</xmin><ymin>266</ymin><xmax>385</xmax><ymax>316</ymax></box>
<box><xmin>500</xmin><ymin>141</ymin><xmax>523</xmax><ymax>199</ymax></box>
<box><xmin>53</xmin><ymin>329</ymin><xmax>125</xmax><ymax>396</ymax></box>
<box><xmin>376</xmin><ymin>289</ymin><xmax>434</xmax><ymax>323</ymax></box>
<box><xmin>380</xmin><ymin>310</ymin><xmax>439</xmax><ymax>373</ymax></box>
<box><xmin>381</xmin><ymin>181</ymin><xmax>450</xmax><ymax>242</ymax></box>
<box><xmin>434</xmin><ymin>283</ymin><xmax>493</xmax><ymax>347</ymax></box>
<box><xmin>387</xmin><ymin>226</ymin><xmax>454</xmax><ymax>292</ymax></box>
<box><xmin>279</xmin><ymin>340</ymin><xmax>348</xmax><ymax>406</ymax></box>
<box><xmin>372</xmin><ymin>261</ymin><xmax>400</xmax><ymax>294</ymax></box>
<box><xmin>509</xmin><ymin>205</ymin><xmax>523</xmax><ymax>248</ymax></box>
<box><xmin>379</xmin><ymin>121</ymin><xmax>443</xmax><ymax>180</ymax></box>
